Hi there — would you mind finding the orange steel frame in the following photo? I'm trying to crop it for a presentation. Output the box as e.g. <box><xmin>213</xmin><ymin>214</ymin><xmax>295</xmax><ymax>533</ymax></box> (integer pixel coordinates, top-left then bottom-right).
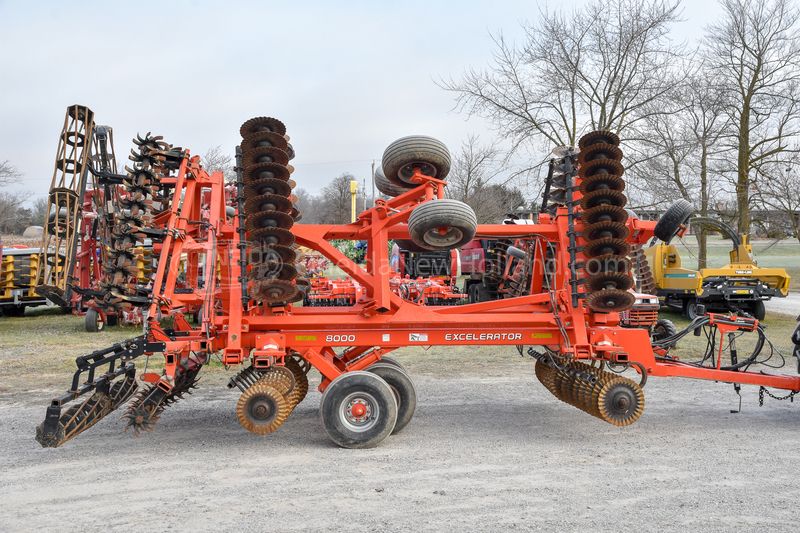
<box><xmin>143</xmin><ymin>163</ymin><xmax>800</xmax><ymax>397</ymax></box>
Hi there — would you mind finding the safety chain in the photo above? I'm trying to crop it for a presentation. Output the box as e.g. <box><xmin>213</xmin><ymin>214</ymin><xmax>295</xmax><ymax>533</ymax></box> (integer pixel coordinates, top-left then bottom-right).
<box><xmin>758</xmin><ymin>386</ymin><xmax>797</xmax><ymax>406</ymax></box>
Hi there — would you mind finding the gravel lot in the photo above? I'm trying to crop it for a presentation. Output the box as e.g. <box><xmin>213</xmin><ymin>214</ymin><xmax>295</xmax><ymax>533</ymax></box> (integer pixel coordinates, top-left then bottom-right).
<box><xmin>2</xmin><ymin>363</ymin><xmax>799</xmax><ymax>532</ymax></box>
<box><xmin>765</xmin><ymin>292</ymin><xmax>799</xmax><ymax>317</ymax></box>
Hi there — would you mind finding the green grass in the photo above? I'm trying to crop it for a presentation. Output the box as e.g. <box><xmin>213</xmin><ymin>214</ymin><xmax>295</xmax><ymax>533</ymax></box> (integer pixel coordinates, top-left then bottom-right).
<box><xmin>657</xmin><ymin>308</ymin><xmax>797</xmax><ymax>370</ymax></box>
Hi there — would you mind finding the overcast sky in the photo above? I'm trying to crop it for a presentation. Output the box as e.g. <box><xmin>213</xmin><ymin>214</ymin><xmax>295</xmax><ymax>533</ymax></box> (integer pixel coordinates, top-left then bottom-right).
<box><xmin>0</xmin><ymin>0</ymin><xmax>722</xmax><ymax>205</ymax></box>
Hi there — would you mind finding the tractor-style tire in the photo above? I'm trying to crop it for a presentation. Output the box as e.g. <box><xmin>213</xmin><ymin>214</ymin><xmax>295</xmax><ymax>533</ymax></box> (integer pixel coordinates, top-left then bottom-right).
<box><xmin>375</xmin><ymin>165</ymin><xmax>413</xmax><ymax>197</ymax></box>
<box><xmin>407</xmin><ymin>199</ymin><xmax>477</xmax><ymax>251</ymax></box>
<box><xmin>750</xmin><ymin>299</ymin><xmax>766</xmax><ymax>321</ymax></box>
<box><xmin>319</xmin><ymin>371</ymin><xmax>398</xmax><ymax>449</ymax></box>
<box><xmin>367</xmin><ymin>362</ymin><xmax>417</xmax><ymax>434</ymax></box>
<box><xmin>85</xmin><ymin>308</ymin><xmax>106</xmax><ymax>332</ymax></box>
<box><xmin>651</xmin><ymin>319</ymin><xmax>678</xmax><ymax>346</ymax></box>
<box><xmin>468</xmin><ymin>282</ymin><xmax>489</xmax><ymax>303</ymax></box>
<box><xmin>654</xmin><ymin>200</ymin><xmax>694</xmax><ymax>243</ymax></box>
<box><xmin>382</xmin><ymin>136</ymin><xmax>451</xmax><ymax>187</ymax></box>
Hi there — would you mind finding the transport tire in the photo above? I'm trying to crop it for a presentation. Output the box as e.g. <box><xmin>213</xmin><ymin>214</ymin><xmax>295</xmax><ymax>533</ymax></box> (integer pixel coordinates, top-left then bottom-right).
<box><xmin>319</xmin><ymin>371</ymin><xmax>397</xmax><ymax>449</ymax></box>
<box><xmin>375</xmin><ymin>356</ymin><xmax>406</xmax><ymax>372</ymax></box>
<box><xmin>654</xmin><ymin>199</ymin><xmax>694</xmax><ymax>243</ymax></box>
<box><xmin>375</xmin><ymin>165</ymin><xmax>413</xmax><ymax>197</ymax></box>
<box><xmin>85</xmin><ymin>308</ymin><xmax>106</xmax><ymax>332</ymax></box>
<box><xmin>394</xmin><ymin>238</ymin><xmax>428</xmax><ymax>253</ymax></box>
<box><xmin>382</xmin><ymin>136</ymin><xmax>451</xmax><ymax>187</ymax></box>
<box><xmin>407</xmin><ymin>199</ymin><xmax>477</xmax><ymax>251</ymax></box>
<box><xmin>367</xmin><ymin>362</ymin><xmax>417</xmax><ymax>434</ymax></box>
<box><xmin>684</xmin><ymin>299</ymin><xmax>699</xmax><ymax>320</ymax></box>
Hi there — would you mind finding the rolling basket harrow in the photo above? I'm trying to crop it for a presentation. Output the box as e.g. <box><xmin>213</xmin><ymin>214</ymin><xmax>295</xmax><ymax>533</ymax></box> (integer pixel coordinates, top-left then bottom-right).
<box><xmin>35</xmin><ymin>117</ymin><xmax>800</xmax><ymax>449</ymax></box>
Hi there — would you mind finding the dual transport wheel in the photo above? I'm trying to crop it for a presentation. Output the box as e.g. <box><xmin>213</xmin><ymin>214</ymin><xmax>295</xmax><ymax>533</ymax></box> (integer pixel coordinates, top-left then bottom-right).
<box><xmin>319</xmin><ymin>360</ymin><xmax>417</xmax><ymax>449</ymax></box>
<box><xmin>381</xmin><ymin>136</ymin><xmax>477</xmax><ymax>252</ymax></box>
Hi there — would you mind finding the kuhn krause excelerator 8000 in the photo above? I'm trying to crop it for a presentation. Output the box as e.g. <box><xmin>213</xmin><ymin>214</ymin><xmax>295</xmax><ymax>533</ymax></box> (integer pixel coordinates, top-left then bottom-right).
<box><xmin>36</xmin><ymin>118</ymin><xmax>800</xmax><ymax>449</ymax></box>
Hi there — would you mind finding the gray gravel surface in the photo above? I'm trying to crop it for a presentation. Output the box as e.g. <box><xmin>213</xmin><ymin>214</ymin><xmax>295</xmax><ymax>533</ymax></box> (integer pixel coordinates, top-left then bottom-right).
<box><xmin>2</xmin><ymin>367</ymin><xmax>799</xmax><ymax>532</ymax></box>
<box><xmin>765</xmin><ymin>292</ymin><xmax>799</xmax><ymax>317</ymax></box>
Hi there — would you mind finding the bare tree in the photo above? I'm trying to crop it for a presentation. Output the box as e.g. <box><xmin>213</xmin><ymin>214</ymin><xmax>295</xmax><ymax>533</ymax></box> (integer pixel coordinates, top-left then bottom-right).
<box><xmin>0</xmin><ymin>160</ymin><xmax>33</xmax><ymax>235</ymax></box>
<box><xmin>704</xmin><ymin>0</ymin><xmax>800</xmax><ymax>233</ymax></box>
<box><xmin>200</xmin><ymin>146</ymin><xmax>235</xmax><ymax>182</ymax></box>
<box><xmin>685</xmin><ymin>71</ymin><xmax>731</xmax><ymax>266</ymax></box>
<box><xmin>626</xmin><ymin>95</ymin><xmax>697</xmax><ymax>207</ymax></box>
<box><xmin>444</xmin><ymin>135</ymin><xmax>507</xmax><ymax>204</ymax></box>
<box><xmin>0</xmin><ymin>160</ymin><xmax>22</xmax><ymax>187</ymax></box>
<box><xmin>0</xmin><ymin>191</ymin><xmax>34</xmax><ymax>234</ymax></box>
<box><xmin>440</xmin><ymin>0</ymin><xmax>686</xmax><ymax>151</ymax></box>
<box><xmin>294</xmin><ymin>187</ymin><xmax>325</xmax><ymax>225</ymax></box>
<box><xmin>756</xmin><ymin>155</ymin><xmax>800</xmax><ymax>243</ymax></box>
<box><xmin>320</xmin><ymin>173</ymin><xmax>356</xmax><ymax>225</ymax></box>
<box><xmin>30</xmin><ymin>196</ymin><xmax>49</xmax><ymax>227</ymax></box>
<box><xmin>468</xmin><ymin>183</ymin><xmax>527</xmax><ymax>224</ymax></box>
<box><xmin>626</xmin><ymin>68</ymin><xmax>730</xmax><ymax>267</ymax></box>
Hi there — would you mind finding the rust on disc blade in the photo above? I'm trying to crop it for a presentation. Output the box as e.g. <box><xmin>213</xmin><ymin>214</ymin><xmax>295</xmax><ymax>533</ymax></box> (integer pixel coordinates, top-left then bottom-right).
<box><xmin>243</xmin><ymin>162</ymin><xmax>290</xmax><ymax>183</ymax></box>
<box><xmin>244</xmin><ymin>193</ymin><xmax>292</xmax><ymax>215</ymax></box>
<box><xmin>578</xmin><ymin>158</ymin><xmax>625</xmax><ymax>178</ymax></box>
<box><xmin>578</xmin><ymin>143</ymin><xmax>623</xmax><ymax>164</ymax></box>
<box><xmin>248</xmin><ymin>263</ymin><xmax>298</xmax><ymax>282</ymax></box>
<box><xmin>240</xmin><ymin>117</ymin><xmax>287</xmax><ymax>139</ymax></box>
<box><xmin>245</xmin><ymin>210</ymin><xmax>294</xmax><ymax>232</ymax></box>
<box><xmin>581</xmin><ymin>205</ymin><xmax>628</xmax><ymax>225</ymax></box>
<box><xmin>241</xmin><ymin>131</ymin><xmax>289</xmax><ymax>153</ymax></box>
<box><xmin>582</xmin><ymin>221</ymin><xmax>631</xmax><ymax>241</ymax></box>
<box><xmin>236</xmin><ymin>382</ymin><xmax>290</xmax><ymax>434</ymax></box>
<box><xmin>579</xmin><ymin>174</ymin><xmax>625</xmax><ymax>195</ymax></box>
<box><xmin>585</xmin><ymin>289</ymin><xmax>635</xmax><ymax>313</ymax></box>
<box><xmin>244</xmin><ymin>178</ymin><xmax>292</xmax><ymax>199</ymax></box>
<box><xmin>583</xmin><ymin>254</ymin><xmax>632</xmax><ymax>276</ymax></box>
<box><xmin>580</xmin><ymin>190</ymin><xmax>627</xmax><ymax>211</ymax></box>
<box><xmin>242</xmin><ymin>146</ymin><xmax>290</xmax><ymax>168</ymax></box>
<box><xmin>247</xmin><ymin>244</ymin><xmax>297</xmax><ymax>265</ymax></box>
<box><xmin>578</xmin><ymin>130</ymin><xmax>620</xmax><ymax>149</ymax></box>
<box><xmin>248</xmin><ymin>227</ymin><xmax>295</xmax><ymax>247</ymax></box>
<box><xmin>251</xmin><ymin>280</ymin><xmax>300</xmax><ymax>304</ymax></box>
<box><xmin>597</xmin><ymin>378</ymin><xmax>644</xmax><ymax>426</ymax></box>
<box><xmin>583</xmin><ymin>238</ymin><xmax>631</xmax><ymax>258</ymax></box>
<box><xmin>285</xmin><ymin>286</ymin><xmax>305</xmax><ymax>304</ymax></box>
<box><xmin>584</xmin><ymin>272</ymin><xmax>634</xmax><ymax>292</ymax></box>
<box><xmin>287</xmin><ymin>178</ymin><xmax>296</xmax><ymax>189</ymax></box>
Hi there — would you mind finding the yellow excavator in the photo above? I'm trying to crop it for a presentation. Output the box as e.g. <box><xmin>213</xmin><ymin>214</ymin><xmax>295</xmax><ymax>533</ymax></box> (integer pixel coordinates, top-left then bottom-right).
<box><xmin>639</xmin><ymin>217</ymin><xmax>790</xmax><ymax>320</ymax></box>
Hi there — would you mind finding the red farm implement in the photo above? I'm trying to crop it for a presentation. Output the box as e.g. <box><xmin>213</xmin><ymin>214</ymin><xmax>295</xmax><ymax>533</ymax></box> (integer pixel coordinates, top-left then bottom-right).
<box><xmin>35</xmin><ymin>120</ymin><xmax>800</xmax><ymax>449</ymax></box>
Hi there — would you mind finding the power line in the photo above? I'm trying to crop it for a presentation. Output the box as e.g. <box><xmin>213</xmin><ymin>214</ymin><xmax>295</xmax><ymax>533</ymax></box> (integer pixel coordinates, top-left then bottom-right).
<box><xmin>293</xmin><ymin>159</ymin><xmax>378</xmax><ymax>166</ymax></box>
